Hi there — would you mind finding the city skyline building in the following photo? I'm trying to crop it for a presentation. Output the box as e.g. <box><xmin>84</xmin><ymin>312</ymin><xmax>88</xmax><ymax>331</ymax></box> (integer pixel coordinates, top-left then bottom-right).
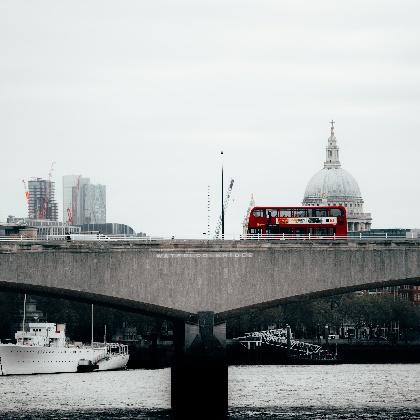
<box><xmin>62</xmin><ymin>175</ymin><xmax>90</xmax><ymax>224</ymax></box>
<box><xmin>62</xmin><ymin>175</ymin><xmax>106</xmax><ymax>225</ymax></box>
<box><xmin>302</xmin><ymin>122</ymin><xmax>372</xmax><ymax>232</ymax></box>
<box><xmin>28</xmin><ymin>178</ymin><xmax>58</xmax><ymax>221</ymax></box>
<box><xmin>82</xmin><ymin>183</ymin><xmax>106</xmax><ymax>224</ymax></box>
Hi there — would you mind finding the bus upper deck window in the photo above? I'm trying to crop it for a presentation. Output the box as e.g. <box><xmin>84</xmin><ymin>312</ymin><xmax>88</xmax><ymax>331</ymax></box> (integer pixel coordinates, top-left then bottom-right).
<box><xmin>267</xmin><ymin>209</ymin><xmax>279</xmax><ymax>217</ymax></box>
<box><xmin>313</xmin><ymin>209</ymin><xmax>327</xmax><ymax>217</ymax></box>
<box><xmin>253</xmin><ymin>209</ymin><xmax>264</xmax><ymax>217</ymax></box>
<box><xmin>330</xmin><ymin>208</ymin><xmax>342</xmax><ymax>217</ymax></box>
<box><xmin>279</xmin><ymin>209</ymin><xmax>292</xmax><ymax>217</ymax></box>
<box><xmin>295</xmin><ymin>209</ymin><xmax>307</xmax><ymax>217</ymax></box>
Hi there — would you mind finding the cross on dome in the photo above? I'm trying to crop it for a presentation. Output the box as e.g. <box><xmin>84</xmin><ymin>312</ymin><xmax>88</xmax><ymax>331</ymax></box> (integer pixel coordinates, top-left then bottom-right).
<box><xmin>325</xmin><ymin>121</ymin><xmax>340</xmax><ymax>169</ymax></box>
<box><xmin>330</xmin><ymin>119</ymin><xmax>335</xmax><ymax>136</ymax></box>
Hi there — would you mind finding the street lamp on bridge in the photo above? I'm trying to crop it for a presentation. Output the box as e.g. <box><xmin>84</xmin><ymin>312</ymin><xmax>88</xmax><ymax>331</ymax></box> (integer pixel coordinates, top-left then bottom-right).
<box><xmin>221</xmin><ymin>150</ymin><xmax>224</xmax><ymax>239</ymax></box>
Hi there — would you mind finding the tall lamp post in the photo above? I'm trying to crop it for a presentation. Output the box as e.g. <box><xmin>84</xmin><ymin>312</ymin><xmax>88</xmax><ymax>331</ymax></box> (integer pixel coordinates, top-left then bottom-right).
<box><xmin>221</xmin><ymin>151</ymin><xmax>224</xmax><ymax>239</ymax></box>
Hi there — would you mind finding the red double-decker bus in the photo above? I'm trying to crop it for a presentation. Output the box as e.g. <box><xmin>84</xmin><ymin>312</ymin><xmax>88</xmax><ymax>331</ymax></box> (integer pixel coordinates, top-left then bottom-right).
<box><xmin>247</xmin><ymin>205</ymin><xmax>347</xmax><ymax>237</ymax></box>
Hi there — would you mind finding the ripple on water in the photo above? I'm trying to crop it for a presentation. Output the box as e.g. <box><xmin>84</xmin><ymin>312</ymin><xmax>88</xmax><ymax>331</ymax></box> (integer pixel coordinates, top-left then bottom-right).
<box><xmin>228</xmin><ymin>364</ymin><xmax>420</xmax><ymax>409</ymax></box>
<box><xmin>0</xmin><ymin>408</ymin><xmax>171</xmax><ymax>419</ymax></box>
<box><xmin>229</xmin><ymin>407</ymin><xmax>420</xmax><ymax>419</ymax></box>
<box><xmin>1</xmin><ymin>364</ymin><xmax>420</xmax><ymax>419</ymax></box>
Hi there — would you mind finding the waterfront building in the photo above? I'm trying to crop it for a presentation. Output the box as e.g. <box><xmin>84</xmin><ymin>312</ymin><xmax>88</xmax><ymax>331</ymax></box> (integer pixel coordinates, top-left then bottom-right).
<box><xmin>78</xmin><ymin>222</ymin><xmax>135</xmax><ymax>235</ymax></box>
<box><xmin>0</xmin><ymin>221</ymin><xmax>37</xmax><ymax>238</ymax></box>
<box><xmin>24</xmin><ymin>219</ymin><xmax>81</xmax><ymax>237</ymax></box>
<box><xmin>112</xmin><ymin>325</ymin><xmax>142</xmax><ymax>342</ymax></box>
<box><xmin>4</xmin><ymin>216</ymin><xmax>80</xmax><ymax>237</ymax></box>
<box><xmin>355</xmin><ymin>285</ymin><xmax>420</xmax><ymax>305</ymax></box>
<box><xmin>28</xmin><ymin>178</ymin><xmax>58</xmax><ymax>221</ymax></box>
<box><xmin>349</xmin><ymin>228</ymin><xmax>410</xmax><ymax>238</ymax></box>
<box><xmin>62</xmin><ymin>175</ymin><xmax>105</xmax><ymax>225</ymax></box>
<box><xmin>302</xmin><ymin>122</ymin><xmax>372</xmax><ymax>232</ymax></box>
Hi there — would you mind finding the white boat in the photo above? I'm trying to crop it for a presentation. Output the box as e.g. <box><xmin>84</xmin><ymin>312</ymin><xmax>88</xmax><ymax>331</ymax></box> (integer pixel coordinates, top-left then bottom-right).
<box><xmin>0</xmin><ymin>297</ymin><xmax>129</xmax><ymax>376</ymax></box>
<box><xmin>0</xmin><ymin>322</ymin><xmax>129</xmax><ymax>375</ymax></box>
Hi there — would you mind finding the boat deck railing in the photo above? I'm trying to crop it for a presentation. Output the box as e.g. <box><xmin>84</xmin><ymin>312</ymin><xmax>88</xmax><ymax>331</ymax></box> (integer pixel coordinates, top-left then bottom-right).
<box><xmin>106</xmin><ymin>342</ymin><xmax>129</xmax><ymax>355</ymax></box>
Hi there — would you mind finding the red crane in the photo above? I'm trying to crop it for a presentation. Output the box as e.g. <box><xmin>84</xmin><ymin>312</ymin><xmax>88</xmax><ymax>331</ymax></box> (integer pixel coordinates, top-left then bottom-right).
<box><xmin>22</xmin><ymin>179</ymin><xmax>29</xmax><ymax>204</ymax></box>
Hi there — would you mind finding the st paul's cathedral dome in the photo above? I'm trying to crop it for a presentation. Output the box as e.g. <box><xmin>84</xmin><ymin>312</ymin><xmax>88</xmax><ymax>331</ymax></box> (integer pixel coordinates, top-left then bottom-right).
<box><xmin>302</xmin><ymin>122</ymin><xmax>372</xmax><ymax>232</ymax></box>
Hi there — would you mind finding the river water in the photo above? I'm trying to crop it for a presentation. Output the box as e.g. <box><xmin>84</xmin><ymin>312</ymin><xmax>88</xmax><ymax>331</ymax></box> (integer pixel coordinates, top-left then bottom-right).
<box><xmin>1</xmin><ymin>364</ymin><xmax>420</xmax><ymax>419</ymax></box>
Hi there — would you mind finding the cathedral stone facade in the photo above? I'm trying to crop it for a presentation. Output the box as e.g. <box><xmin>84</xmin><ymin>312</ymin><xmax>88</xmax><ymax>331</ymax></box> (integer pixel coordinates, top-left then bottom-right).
<box><xmin>302</xmin><ymin>122</ymin><xmax>372</xmax><ymax>232</ymax></box>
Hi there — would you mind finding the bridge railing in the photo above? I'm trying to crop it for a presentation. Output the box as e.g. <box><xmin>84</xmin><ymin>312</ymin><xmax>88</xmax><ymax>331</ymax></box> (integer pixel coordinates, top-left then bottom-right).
<box><xmin>0</xmin><ymin>233</ymin><xmax>418</xmax><ymax>242</ymax></box>
<box><xmin>239</xmin><ymin>233</ymin><xmax>419</xmax><ymax>240</ymax></box>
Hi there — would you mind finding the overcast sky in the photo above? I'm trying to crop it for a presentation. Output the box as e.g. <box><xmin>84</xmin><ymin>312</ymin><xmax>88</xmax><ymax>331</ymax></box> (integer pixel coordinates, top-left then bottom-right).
<box><xmin>1</xmin><ymin>1</ymin><xmax>419</xmax><ymax>236</ymax></box>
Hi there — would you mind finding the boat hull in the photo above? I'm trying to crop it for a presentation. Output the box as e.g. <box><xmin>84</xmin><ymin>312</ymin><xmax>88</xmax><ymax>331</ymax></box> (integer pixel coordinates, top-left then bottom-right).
<box><xmin>97</xmin><ymin>354</ymin><xmax>130</xmax><ymax>371</ymax></box>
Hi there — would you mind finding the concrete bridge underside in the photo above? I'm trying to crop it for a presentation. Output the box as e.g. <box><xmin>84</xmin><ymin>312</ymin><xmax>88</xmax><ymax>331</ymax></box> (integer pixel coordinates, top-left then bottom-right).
<box><xmin>0</xmin><ymin>240</ymin><xmax>419</xmax><ymax>320</ymax></box>
<box><xmin>1</xmin><ymin>239</ymin><xmax>420</xmax><ymax>419</ymax></box>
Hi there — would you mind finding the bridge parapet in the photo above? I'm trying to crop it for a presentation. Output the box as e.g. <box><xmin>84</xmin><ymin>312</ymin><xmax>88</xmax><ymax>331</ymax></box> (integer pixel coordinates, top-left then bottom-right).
<box><xmin>1</xmin><ymin>233</ymin><xmax>420</xmax><ymax>242</ymax></box>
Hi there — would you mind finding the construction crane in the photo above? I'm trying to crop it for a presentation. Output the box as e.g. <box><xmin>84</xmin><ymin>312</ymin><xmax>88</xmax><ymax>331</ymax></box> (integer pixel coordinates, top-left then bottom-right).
<box><xmin>242</xmin><ymin>193</ymin><xmax>255</xmax><ymax>235</ymax></box>
<box><xmin>22</xmin><ymin>179</ymin><xmax>29</xmax><ymax>205</ymax></box>
<box><xmin>214</xmin><ymin>178</ymin><xmax>234</xmax><ymax>238</ymax></box>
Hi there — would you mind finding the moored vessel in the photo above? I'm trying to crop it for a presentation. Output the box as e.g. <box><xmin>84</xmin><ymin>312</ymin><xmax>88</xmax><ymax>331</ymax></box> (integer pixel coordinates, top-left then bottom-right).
<box><xmin>0</xmin><ymin>322</ymin><xmax>129</xmax><ymax>375</ymax></box>
<box><xmin>0</xmin><ymin>297</ymin><xmax>129</xmax><ymax>376</ymax></box>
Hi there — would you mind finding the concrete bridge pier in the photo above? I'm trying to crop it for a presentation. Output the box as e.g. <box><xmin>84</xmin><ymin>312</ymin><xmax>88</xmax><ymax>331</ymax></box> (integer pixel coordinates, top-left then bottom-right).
<box><xmin>171</xmin><ymin>311</ymin><xmax>227</xmax><ymax>419</ymax></box>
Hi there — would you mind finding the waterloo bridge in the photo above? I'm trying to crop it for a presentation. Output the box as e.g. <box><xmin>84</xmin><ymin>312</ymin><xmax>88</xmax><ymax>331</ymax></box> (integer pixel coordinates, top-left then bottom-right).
<box><xmin>1</xmin><ymin>237</ymin><xmax>420</xmax><ymax>418</ymax></box>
